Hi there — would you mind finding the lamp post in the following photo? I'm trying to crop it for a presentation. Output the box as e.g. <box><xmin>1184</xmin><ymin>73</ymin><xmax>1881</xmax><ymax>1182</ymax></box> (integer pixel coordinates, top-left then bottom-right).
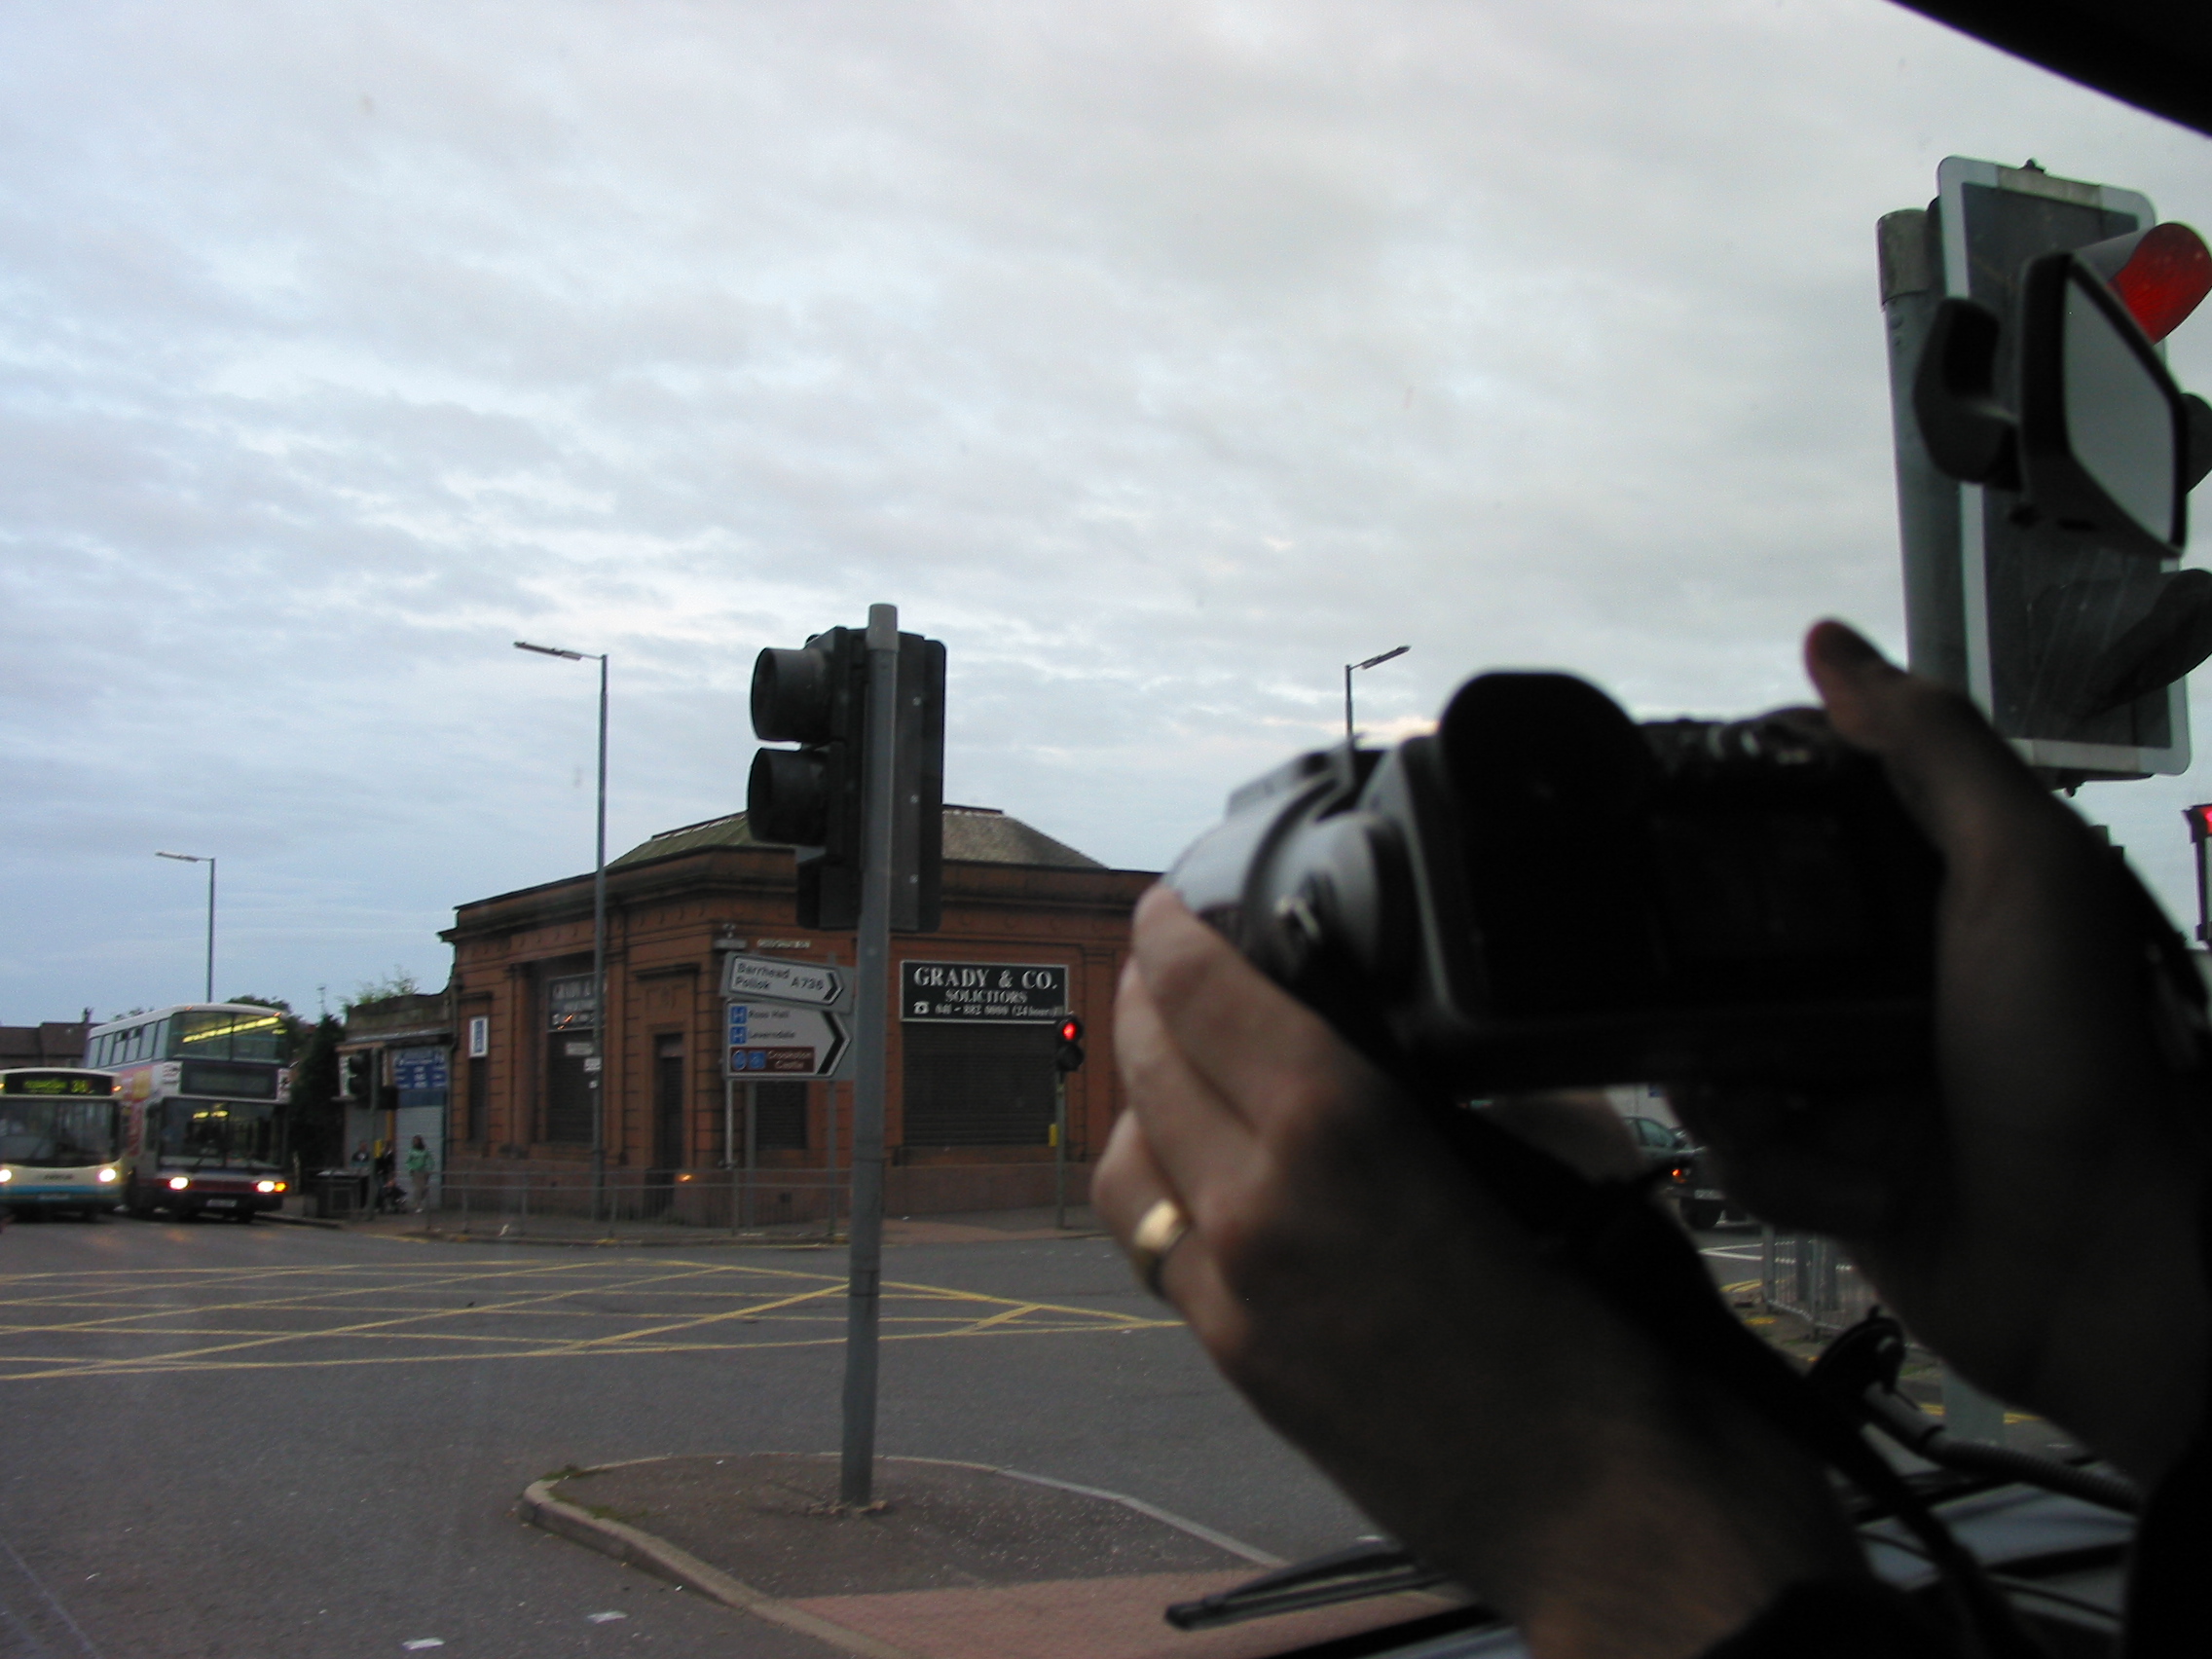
<box><xmin>154</xmin><ymin>852</ymin><xmax>216</xmax><ymax>1001</ymax></box>
<box><xmin>1345</xmin><ymin>645</ymin><xmax>1411</xmax><ymax>742</ymax></box>
<box><xmin>515</xmin><ymin>639</ymin><xmax>609</xmax><ymax>1222</ymax></box>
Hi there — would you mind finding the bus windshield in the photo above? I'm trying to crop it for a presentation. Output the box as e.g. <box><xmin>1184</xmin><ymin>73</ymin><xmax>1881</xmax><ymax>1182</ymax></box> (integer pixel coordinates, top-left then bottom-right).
<box><xmin>166</xmin><ymin>1010</ymin><xmax>289</xmax><ymax>1064</ymax></box>
<box><xmin>0</xmin><ymin>1100</ymin><xmax>120</xmax><ymax>1168</ymax></box>
<box><xmin>161</xmin><ymin>1100</ymin><xmax>281</xmax><ymax>1169</ymax></box>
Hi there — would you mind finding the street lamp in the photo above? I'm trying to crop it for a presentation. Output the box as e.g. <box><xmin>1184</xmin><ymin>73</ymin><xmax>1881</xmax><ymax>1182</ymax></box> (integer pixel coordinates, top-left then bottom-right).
<box><xmin>1345</xmin><ymin>645</ymin><xmax>1410</xmax><ymax>742</ymax></box>
<box><xmin>515</xmin><ymin>640</ymin><xmax>609</xmax><ymax>1221</ymax></box>
<box><xmin>154</xmin><ymin>852</ymin><xmax>216</xmax><ymax>1002</ymax></box>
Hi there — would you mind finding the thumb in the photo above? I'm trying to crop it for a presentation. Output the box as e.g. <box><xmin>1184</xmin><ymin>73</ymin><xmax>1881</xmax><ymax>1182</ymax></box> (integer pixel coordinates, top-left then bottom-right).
<box><xmin>1800</xmin><ymin>620</ymin><xmax>2082</xmax><ymax>868</ymax></box>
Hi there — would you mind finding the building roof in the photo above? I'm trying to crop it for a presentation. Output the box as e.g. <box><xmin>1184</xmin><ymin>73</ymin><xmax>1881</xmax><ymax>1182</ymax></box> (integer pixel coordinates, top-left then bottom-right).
<box><xmin>0</xmin><ymin>1023</ymin><xmax>92</xmax><ymax>1065</ymax></box>
<box><xmin>609</xmin><ymin>805</ymin><xmax>1105</xmax><ymax>874</ymax></box>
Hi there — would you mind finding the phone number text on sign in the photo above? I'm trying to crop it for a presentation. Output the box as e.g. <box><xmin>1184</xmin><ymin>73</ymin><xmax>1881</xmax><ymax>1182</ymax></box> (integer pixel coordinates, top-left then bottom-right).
<box><xmin>900</xmin><ymin>961</ymin><xmax>1068</xmax><ymax>1022</ymax></box>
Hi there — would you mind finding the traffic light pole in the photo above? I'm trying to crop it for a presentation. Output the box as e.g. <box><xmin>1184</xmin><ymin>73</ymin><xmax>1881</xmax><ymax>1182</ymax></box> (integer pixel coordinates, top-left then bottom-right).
<box><xmin>1877</xmin><ymin>207</ymin><xmax>1969</xmax><ymax>692</ymax></box>
<box><xmin>838</xmin><ymin>603</ymin><xmax>900</xmax><ymax>1508</ymax></box>
<box><xmin>1053</xmin><ymin>1074</ymin><xmax>1067</xmax><ymax>1231</ymax></box>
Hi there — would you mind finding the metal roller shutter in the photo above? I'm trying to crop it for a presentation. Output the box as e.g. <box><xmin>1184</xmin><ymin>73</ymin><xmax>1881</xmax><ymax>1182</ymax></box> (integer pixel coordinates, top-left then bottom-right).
<box><xmin>901</xmin><ymin>1022</ymin><xmax>1056</xmax><ymax>1147</ymax></box>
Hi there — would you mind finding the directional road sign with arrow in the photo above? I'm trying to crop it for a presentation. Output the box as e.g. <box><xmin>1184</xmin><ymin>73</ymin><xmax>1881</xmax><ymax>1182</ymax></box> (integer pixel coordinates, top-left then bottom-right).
<box><xmin>720</xmin><ymin>952</ymin><xmax>846</xmax><ymax>1007</ymax></box>
<box><xmin>725</xmin><ymin>1002</ymin><xmax>849</xmax><ymax>1079</ymax></box>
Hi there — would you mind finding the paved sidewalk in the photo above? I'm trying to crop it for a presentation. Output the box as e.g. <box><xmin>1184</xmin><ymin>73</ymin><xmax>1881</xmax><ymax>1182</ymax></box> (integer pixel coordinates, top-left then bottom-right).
<box><xmin>276</xmin><ymin>1199</ymin><xmax>1107</xmax><ymax>1249</ymax></box>
<box><xmin>521</xmin><ymin>1454</ymin><xmax>1468</xmax><ymax>1659</ymax></box>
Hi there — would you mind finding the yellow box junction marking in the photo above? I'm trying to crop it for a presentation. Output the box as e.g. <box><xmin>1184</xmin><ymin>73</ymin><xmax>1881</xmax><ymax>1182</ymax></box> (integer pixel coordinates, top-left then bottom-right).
<box><xmin>0</xmin><ymin>1258</ymin><xmax>1178</xmax><ymax>1382</ymax></box>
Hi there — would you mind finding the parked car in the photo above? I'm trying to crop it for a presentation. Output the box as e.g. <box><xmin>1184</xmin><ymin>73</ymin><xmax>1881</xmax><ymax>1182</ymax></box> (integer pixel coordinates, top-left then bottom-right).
<box><xmin>1618</xmin><ymin>1115</ymin><xmax>1745</xmax><ymax>1231</ymax></box>
<box><xmin>1664</xmin><ymin>1139</ymin><xmax>1746</xmax><ymax>1232</ymax></box>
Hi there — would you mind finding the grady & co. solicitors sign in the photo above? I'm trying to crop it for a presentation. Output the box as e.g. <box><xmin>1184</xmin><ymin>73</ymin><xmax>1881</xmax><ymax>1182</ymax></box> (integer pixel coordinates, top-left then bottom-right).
<box><xmin>901</xmin><ymin>960</ymin><xmax>1068</xmax><ymax>1023</ymax></box>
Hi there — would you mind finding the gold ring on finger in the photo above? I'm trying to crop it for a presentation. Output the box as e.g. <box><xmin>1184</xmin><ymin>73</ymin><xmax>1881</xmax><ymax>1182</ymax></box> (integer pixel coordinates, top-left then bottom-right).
<box><xmin>1126</xmin><ymin>1197</ymin><xmax>1191</xmax><ymax>1301</ymax></box>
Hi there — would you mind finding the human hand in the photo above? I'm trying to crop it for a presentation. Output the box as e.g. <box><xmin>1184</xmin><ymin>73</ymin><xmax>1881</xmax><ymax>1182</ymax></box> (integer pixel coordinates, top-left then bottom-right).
<box><xmin>1676</xmin><ymin>621</ymin><xmax>2210</xmax><ymax>1483</ymax></box>
<box><xmin>1097</xmin><ymin>887</ymin><xmax>1860</xmax><ymax>1659</ymax></box>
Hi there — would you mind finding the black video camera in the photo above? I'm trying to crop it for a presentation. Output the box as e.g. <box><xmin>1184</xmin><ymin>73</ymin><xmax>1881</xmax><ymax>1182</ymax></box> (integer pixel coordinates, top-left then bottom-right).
<box><xmin>1166</xmin><ymin>671</ymin><xmax>1943</xmax><ymax>1094</ymax></box>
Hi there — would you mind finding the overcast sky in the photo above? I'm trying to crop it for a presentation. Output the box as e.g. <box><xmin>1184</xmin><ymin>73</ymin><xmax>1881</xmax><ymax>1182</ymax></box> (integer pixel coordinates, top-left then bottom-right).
<box><xmin>5</xmin><ymin>0</ymin><xmax>2210</xmax><ymax>1023</ymax></box>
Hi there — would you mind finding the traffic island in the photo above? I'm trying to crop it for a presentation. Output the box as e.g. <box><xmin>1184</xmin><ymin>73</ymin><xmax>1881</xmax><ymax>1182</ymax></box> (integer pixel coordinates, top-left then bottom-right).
<box><xmin>520</xmin><ymin>1453</ymin><xmax>1466</xmax><ymax>1659</ymax></box>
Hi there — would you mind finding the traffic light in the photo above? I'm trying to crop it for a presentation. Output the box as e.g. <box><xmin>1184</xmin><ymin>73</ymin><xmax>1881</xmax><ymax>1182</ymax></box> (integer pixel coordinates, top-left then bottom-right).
<box><xmin>1881</xmin><ymin>157</ymin><xmax>2212</xmax><ymax>784</ymax></box>
<box><xmin>893</xmin><ymin>634</ymin><xmax>946</xmax><ymax>934</ymax></box>
<box><xmin>748</xmin><ymin>621</ymin><xmax>945</xmax><ymax>931</ymax></box>
<box><xmin>1054</xmin><ymin>1015</ymin><xmax>1086</xmax><ymax>1073</ymax></box>
<box><xmin>749</xmin><ymin>628</ymin><xmax>869</xmax><ymax>929</ymax></box>
<box><xmin>336</xmin><ymin>1051</ymin><xmax>369</xmax><ymax>1100</ymax></box>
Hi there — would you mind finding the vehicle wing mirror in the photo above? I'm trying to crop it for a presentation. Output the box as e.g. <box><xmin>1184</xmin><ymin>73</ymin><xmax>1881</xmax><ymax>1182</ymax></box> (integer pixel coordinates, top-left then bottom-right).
<box><xmin>1914</xmin><ymin>250</ymin><xmax>2194</xmax><ymax>556</ymax></box>
<box><xmin>2017</xmin><ymin>250</ymin><xmax>2190</xmax><ymax>555</ymax></box>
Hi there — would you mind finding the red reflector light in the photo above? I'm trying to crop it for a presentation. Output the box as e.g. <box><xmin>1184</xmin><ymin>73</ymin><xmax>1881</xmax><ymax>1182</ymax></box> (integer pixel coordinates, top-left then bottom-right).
<box><xmin>2109</xmin><ymin>222</ymin><xmax>2211</xmax><ymax>345</ymax></box>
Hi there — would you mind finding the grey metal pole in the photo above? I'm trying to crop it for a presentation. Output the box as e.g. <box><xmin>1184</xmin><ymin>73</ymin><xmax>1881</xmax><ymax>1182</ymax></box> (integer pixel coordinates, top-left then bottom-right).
<box><xmin>1344</xmin><ymin>664</ymin><xmax>1355</xmax><ymax>742</ymax></box>
<box><xmin>839</xmin><ymin>602</ymin><xmax>900</xmax><ymax>1508</ymax></box>
<box><xmin>824</xmin><ymin>1083</ymin><xmax>837</xmax><ymax>1238</ymax></box>
<box><xmin>723</xmin><ymin>1076</ymin><xmax>736</xmax><ymax>1234</ymax></box>
<box><xmin>204</xmin><ymin>858</ymin><xmax>216</xmax><ymax>1003</ymax></box>
<box><xmin>1053</xmin><ymin>1073</ymin><xmax>1067</xmax><ymax>1230</ymax></box>
<box><xmin>592</xmin><ymin>653</ymin><xmax>608</xmax><ymax>1225</ymax></box>
<box><xmin>743</xmin><ymin>1078</ymin><xmax>757</xmax><ymax>1230</ymax></box>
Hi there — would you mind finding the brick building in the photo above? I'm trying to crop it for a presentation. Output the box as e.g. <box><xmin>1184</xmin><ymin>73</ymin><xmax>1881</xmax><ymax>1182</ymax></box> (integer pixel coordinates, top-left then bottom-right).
<box><xmin>439</xmin><ymin>805</ymin><xmax>1154</xmax><ymax>1216</ymax></box>
<box><xmin>0</xmin><ymin>1020</ymin><xmax>92</xmax><ymax>1069</ymax></box>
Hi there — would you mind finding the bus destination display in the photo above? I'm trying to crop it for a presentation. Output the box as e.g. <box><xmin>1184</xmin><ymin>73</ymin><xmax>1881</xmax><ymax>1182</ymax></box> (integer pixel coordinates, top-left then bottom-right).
<box><xmin>1</xmin><ymin>1071</ymin><xmax>116</xmax><ymax>1096</ymax></box>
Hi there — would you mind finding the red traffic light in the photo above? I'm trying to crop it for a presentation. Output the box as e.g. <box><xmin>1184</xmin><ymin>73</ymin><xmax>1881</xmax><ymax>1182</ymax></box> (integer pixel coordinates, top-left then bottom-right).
<box><xmin>1054</xmin><ymin>1015</ymin><xmax>1087</xmax><ymax>1073</ymax></box>
<box><xmin>2081</xmin><ymin>222</ymin><xmax>2212</xmax><ymax>345</ymax></box>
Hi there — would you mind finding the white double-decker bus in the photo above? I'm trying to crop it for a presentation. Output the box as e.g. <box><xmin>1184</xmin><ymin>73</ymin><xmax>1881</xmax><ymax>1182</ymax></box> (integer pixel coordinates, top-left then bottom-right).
<box><xmin>88</xmin><ymin>1005</ymin><xmax>293</xmax><ymax>1222</ymax></box>
<box><xmin>0</xmin><ymin>1069</ymin><xmax>124</xmax><ymax>1218</ymax></box>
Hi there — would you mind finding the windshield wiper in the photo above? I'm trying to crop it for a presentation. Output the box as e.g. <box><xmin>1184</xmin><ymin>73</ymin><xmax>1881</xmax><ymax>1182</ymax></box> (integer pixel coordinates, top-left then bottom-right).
<box><xmin>1164</xmin><ymin>1540</ymin><xmax>1490</xmax><ymax>1632</ymax></box>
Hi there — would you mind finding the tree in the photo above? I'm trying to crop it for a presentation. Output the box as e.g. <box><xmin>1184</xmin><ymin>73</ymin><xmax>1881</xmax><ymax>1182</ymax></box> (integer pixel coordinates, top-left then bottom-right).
<box><xmin>287</xmin><ymin>1014</ymin><xmax>345</xmax><ymax>1173</ymax></box>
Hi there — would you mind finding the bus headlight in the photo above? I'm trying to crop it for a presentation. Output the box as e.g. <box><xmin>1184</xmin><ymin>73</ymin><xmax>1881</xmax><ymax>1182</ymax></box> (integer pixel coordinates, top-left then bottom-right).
<box><xmin>255</xmin><ymin>1180</ymin><xmax>277</xmax><ymax>1194</ymax></box>
<box><xmin>167</xmin><ymin>1175</ymin><xmax>190</xmax><ymax>1192</ymax></box>
<box><xmin>0</xmin><ymin>1169</ymin><xmax>12</xmax><ymax>1183</ymax></box>
<box><xmin>96</xmin><ymin>1167</ymin><xmax>118</xmax><ymax>1184</ymax></box>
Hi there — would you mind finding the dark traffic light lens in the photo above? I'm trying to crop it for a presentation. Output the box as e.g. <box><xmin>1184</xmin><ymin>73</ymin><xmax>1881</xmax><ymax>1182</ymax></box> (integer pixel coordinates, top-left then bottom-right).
<box><xmin>751</xmin><ymin>646</ymin><xmax>835</xmax><ymax>743</ymax></box>
<box><xmin>748</xmin><ymin>748</ymin><xmax>830</xmax><ymax>846</ymax></box>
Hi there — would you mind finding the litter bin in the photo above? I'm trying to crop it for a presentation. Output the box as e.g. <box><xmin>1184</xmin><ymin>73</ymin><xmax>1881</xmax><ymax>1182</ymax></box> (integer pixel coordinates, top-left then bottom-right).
<box><xmin>311</xmin><ymin>1169</ymin><xmax>367</xmax><ymax>1221</ymax></box>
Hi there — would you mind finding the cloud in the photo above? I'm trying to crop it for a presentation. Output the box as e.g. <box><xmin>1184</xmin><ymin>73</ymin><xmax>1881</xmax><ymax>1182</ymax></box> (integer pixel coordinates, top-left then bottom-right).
<box><xmin>2</xmin><ymin>0</ymin><xmax>2209</xmax><ymax>1016</ymax></box>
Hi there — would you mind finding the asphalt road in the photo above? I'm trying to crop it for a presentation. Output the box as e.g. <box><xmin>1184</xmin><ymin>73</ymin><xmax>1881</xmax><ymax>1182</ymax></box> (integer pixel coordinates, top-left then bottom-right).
<box><xmin>0</xmin><ymin>1214</ymin><xmax>1377</xmax><ymax>1659</ymax></box>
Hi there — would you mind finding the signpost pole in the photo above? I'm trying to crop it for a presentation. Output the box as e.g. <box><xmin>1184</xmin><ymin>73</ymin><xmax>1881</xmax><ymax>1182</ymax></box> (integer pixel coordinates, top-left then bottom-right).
<box><xmin>840</xmin><ymin>605</ymin><xmax>900</xmax><ymax>1508</ymax></box>
<box><xmin>824</xmin><ymin>1082</ymin><xmax>837</xmax><ymax>1239</ymax></box>
<box><xmin>825</xmin><ymin>949</ymin><xmax>840</xmax><ymax>1244</ymax></box>
<box><xmin>723</xmin><ymin>1077</ymin><xmax>736</xmax><ymax>1235</ymax></box>
<box><xmin>743</xmin><ymin>1079</ymin><xmax>756</xmax><ymax>1230</ymax></box>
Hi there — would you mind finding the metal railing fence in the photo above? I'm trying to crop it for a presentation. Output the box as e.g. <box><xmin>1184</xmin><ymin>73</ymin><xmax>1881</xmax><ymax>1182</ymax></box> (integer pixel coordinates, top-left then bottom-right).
<box><xmin>309</xmin><ymin>1166</ymin><xmax>847</xmax><ymax>1236</ymax></box>
<box><xmin>1760</xmin><ymin>1227</ymin><xmax>1878</xmax><ymax>1336</ymax></box>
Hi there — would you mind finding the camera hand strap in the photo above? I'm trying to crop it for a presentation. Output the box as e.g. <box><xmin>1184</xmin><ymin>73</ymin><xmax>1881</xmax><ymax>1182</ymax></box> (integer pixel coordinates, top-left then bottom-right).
<box><xmin>1416</xmin><ymin>1097</ymin><xmax>2042</xmax><ymax>1659</ymax></box>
